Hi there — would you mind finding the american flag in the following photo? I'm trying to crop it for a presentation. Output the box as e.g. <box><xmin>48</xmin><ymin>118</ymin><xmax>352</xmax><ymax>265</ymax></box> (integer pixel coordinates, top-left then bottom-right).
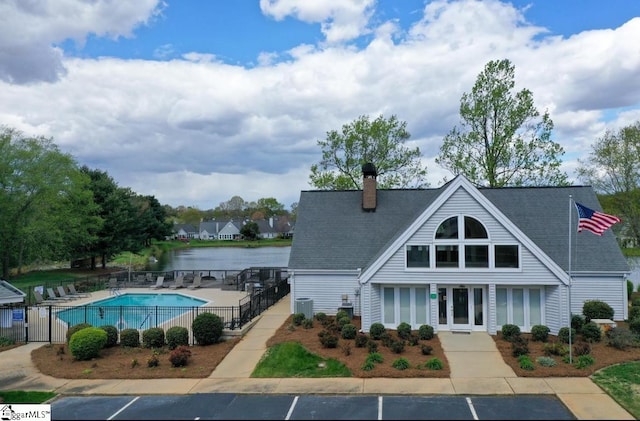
<box><xmin>574</xmin><ymin>202</ymin><xmax>621</xmax><ymax>236</ymax></box>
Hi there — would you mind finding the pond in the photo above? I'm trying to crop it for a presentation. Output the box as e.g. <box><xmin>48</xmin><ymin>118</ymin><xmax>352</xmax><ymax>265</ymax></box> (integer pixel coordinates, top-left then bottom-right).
<box><xmin>146</xmin><ymin>246</ymin><xmax>291</xmax><ymax>272</ymax></box>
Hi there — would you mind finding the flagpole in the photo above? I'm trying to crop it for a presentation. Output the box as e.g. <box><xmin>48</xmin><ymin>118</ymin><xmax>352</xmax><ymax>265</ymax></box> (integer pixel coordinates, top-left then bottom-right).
<box><xmin>568</xmin><ymin>195</ymin><xmax>573</xmax><ymax>364</ymax></box>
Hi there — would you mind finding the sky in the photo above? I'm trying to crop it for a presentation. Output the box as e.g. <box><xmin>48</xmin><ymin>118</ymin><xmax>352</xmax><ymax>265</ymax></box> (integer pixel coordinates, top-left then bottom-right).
<box><xmin>1</xmin><ymin>0</ymin><xmax>640</xmax><ymax>212</ymax></box>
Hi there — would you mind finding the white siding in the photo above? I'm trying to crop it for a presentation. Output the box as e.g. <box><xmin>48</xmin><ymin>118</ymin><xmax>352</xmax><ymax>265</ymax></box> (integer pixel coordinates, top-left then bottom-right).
<box><xmin>291</xmin><ymin>272</ymin><xmax>360</xmax><ymax>316</ymax></box>
<box><xmin>570</xmin><ymin>275</ymin><xmax>627</xmax><ymax>321</ymax></box>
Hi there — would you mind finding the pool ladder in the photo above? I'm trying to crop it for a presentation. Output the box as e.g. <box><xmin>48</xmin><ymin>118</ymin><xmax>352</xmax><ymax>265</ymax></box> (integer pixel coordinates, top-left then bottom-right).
<box><xmin>139</xmin><ymin>311</ymin><xmax>153</xmax><ymax>329</ymax></box>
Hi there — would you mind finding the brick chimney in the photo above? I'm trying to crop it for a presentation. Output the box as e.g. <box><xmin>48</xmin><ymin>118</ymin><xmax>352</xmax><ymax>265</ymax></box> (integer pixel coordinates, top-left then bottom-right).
<box><xmin>362</xmin><ymin>162</ymin><xmax>377</xmax><ymax>211</ymax></box>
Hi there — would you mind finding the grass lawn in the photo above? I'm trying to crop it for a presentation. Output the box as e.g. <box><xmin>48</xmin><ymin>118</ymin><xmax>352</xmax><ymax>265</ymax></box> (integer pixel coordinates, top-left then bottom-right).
<box><xmin>0</xmin><ymin>391</ymin><xmax>56</xmax><ymax>404</ymax></box>
<box><xmin>591</xmin><ymin>361</ymin><xmax>640</xmax><ymax>419</ymax></box>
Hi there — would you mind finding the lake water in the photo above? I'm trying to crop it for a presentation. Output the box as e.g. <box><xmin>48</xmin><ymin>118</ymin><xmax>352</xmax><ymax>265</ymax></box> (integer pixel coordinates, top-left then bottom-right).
<box><xmin>147</xmin><ymin>246</ymin><xmax>291</xmax><ymax>272</ymax></box>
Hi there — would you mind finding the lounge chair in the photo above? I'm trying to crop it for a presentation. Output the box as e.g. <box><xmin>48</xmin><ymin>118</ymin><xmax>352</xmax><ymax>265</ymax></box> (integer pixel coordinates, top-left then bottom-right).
<box><xmin>46</xmin><ymin>287</ymin><xmax>72</xmax><ymax>301</ymax></box>
<box><xmin>33</xmin><ymin>290</ymin><xmax>58</xmax><ymax>305</ymax></box>
<box><xmin>150</xmin><ymin>276</ymin><xmax>165</xmax><ymax>289</ymax></box>
<box><xmin>67</xmin><ymin>284</ymin><xmax>90</xmax><ymax>298</ymax></box>
<box><xmin>108</xmin><ymin>278</ymin><xmax>121</xmax><ymax>295</ymax></box>
<box><xmin>188</xmin><ymin>275</ymin><xmax>202</xmax><ymax>290</ymax></box>
<box><xmin>169</xmin><ymin>275</ymin><xmax>184</xmax><ymax>289</ymax></box>
<box><xmin>56</xmin><ymin>285</ymin><xmax>77</xmax><ymax>300</ymax></box>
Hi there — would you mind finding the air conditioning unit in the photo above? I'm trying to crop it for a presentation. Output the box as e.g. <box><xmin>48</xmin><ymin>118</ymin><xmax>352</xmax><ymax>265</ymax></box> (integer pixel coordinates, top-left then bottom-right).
<box><xmin>294</xmin><ymin>297</ymin><xmax>313</xmax><ymax>319</ymax></box>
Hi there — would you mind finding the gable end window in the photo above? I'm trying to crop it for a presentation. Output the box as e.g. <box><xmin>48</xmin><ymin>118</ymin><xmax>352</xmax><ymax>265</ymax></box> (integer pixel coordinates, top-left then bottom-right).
<box><xmin>495</xmin><ymin>245</ymin><xmax>519</xmax><ymax>268</ymax></box>
<box><xmin>406</xmin><ymin>245</ymin><xmax>430</xmax><ymax>268</ymax></box>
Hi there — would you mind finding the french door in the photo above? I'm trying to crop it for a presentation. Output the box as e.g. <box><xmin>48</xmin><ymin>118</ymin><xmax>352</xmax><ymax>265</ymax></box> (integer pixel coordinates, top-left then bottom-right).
<box><xmin>438</xmin><ymin>286</ymin><xmax>485</xmax><ymax>331</ymax></box>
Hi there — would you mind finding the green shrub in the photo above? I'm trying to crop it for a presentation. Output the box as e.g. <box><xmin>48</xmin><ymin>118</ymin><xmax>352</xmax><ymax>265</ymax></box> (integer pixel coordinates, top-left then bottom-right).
<box><xmin>425</xmin><ymin>357</ymin><xmax>443</xmax><ymax>370</ymax></box>
<box><xmin>361</xmin><ymin>361</ymin><xmax>375</xmax><ymax>371</ymax></box>
<box><xmin>392</xmin><ymin>357</ymin><xmax>410</xmax><ymax>370</ymax></box>
<box><xmin>354</xmin><ymin>333</ymin><xmax>369</xmax><ymax>348</ymax></box>
<box><xmin>536</xmin><ymin>356</ymin><xmax>556</xmax><ymax>367</ymax></box>
<box><xmin>396</xmin><ymin>322</ymin><xmax>412</xmax><ymax>339</ymax></box>
<box><xmin>192</xmin><ymin>312</ymin><xmax>223</xmax><ymax>345</ymax></box>
<box><xmin>99</xmin><ymin>325</ymin><xmax>118</xmax><ymax>348</ymax></box>
<box><xmin>421</xmin><ymin>344</ymin><xmax>433</xmax><ymax>355</ymax></box>
<box><xmin>580</xmin><ymin>322</ymin><xmax>602</xmax><ymax>343</ymax></box>
<box><xmin>573</xmin><ymin>355</ymin><xmax>595</xmax><ymax>369</ymax></box>
<box><xmin>518</xmin><ymin>355</ymin><xmax>534</xmax><ymax>370</ymax></box>
<box><xmin>292</xmin><ymin>312</ymin><xmax>305</xmax><ymax>326</ymax></box>
<box><xmin>571</xmin><ymin>314</ymin><xmax>586</xmax><ymax>331</ymax></box>
<box><xmin>69</xmin><ymin>327</ymin><xmax>107</xmax><ymax>361</ymax></box>
<box><xmin>511</xmin><ymin>336</ymin><xmax>529</xmax><ymax>357</ymax></box>
<box><xmin>169</xmin><ymin>345</ymin><xmax>192</xmax><ymax>367</ymax></box>
<box><xmin>341</xmin><ymin>323</ymin><xmax>357</xmax><ymax>339</ymax></box>
<box><xmin>166</xmin><ymin>326</ymin><xmax>189</xmax><ymax>350</ymax></box>
<box><xmin>628</xmin><ymin>280</ymin><xmax>634</xmax><ymax>299</ymax></box>
<box><xmin>66</xmin><ymin>323</ymin><xmax>92</xmax><ymax>343</ymax></box>
<box><xmin>629</xmin><ymin>306</ymin><xmax>640</xmax><ymax>320</ymax></box>
<box><xmin>367</xmin><ymin>341</ymin><xmax>378</xmax><ymax>353</ymax></box>
<box><xmin>418</xmin><ymin>324</ymin><xmax>434</xmax><ymax>340</ymax></box>
<box><xmin>147</xmin><ymin>351</ymin><xmax>160</xmax><ymax>367</ymax></box>
<box><xmin>120</xmin><ymin>328</ymin><xmax>140</xmax><ymax>347</ymax></box>
<box><xmin>336</xmin><ymin>316</ymin><xmax>351</xmax><ymax>329</ymax></box>
<box><xmin>318</xmin><ymin>330</ymin><xmax>338</xmax><ymax>348</ymax></box>
<box><xmin>366</xmin><ymin>352</ymin><xmax>384</xmax><ymax>364</ymax></box>
<box><xmin>314</xmin><ymin>312</ymin><xmax>327</xmax><ymax>323</ymax></box>
<box><xmin>530</xmin><ymin>325</ymin><xmax>550</xmax><ymax>342</ymax></box>
<box><xmin>500</xmin><ymin>324</ymin><xmax>521</xmax><ymax>342</ymax></box>
<box><xmin>379</xmin><ymin>332</ymin><xmax>393</xmax><ymax>348</ymax></box>
<box><xmin>543</xmin><ymin>341</ymin><xmax>568</xmax><ymax>356</ymax></box>
<box><xmin>302</xmin><ymin>318</ymin><xmax>314</xmax><ymax>329</ymax></box>
<box><xmin>606</xmin><ymin>327</ymin><xmax>636</xmax><ymax>350</ymax></box>
<box><xmin>369</xmin><ymin>323</ymin><xmax>386</xmax><ymax>340</ymax></box>
<box><xmin>0</xmin><ymin>336</ymin><xmax>15</xmax><ymax>347</ymax></box>
<box><xmin>629</xmin><ymin>318</ymin><xmax>640</xmax><ymax>335</ymax></box>
<box><xmin>335</xmin><ymin>309</ymin><xmax>350</xmax><ymax>321</ymax></box>
<box><xmin>390</xmin><ymin>340</ymin><xmax>405</xmax><ymax>354</ymax></box>
<box><xmin>582</xmin><ymin>300</ymin><xmax>614</xmax><ymax>322</ymax></box>
<box><xmin>558</xmin><ymin>327</ymin><xmax>577</xmax><ymax>344</ymax></box>
<box><xmin>632</xmin><ymin>297</ymin><xmax>640</xmax><ymax>307</ymax></box>
<box><xmin>407</xmin><ymin>333</ymin><xmax>420</xmax><ymax>346</ymax></box>
<box><xmin>142</xmin><ymin>327</ymin><xmax>165</xmax><ymax>348</ymax></box>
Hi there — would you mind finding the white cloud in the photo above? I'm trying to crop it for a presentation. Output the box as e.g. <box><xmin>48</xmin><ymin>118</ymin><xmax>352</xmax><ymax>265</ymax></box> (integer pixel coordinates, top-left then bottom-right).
<box><xmin>1</xmin><ymin>0</ymin><xmax>640</xmax><ymax>210</ymax></box>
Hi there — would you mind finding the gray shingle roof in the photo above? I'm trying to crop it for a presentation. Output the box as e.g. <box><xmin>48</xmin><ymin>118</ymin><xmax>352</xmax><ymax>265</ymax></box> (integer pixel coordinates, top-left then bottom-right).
<box><xmin>288</xmin><ymin>184</ymin><xmax>629</xmax><ymax>273</ymax></box>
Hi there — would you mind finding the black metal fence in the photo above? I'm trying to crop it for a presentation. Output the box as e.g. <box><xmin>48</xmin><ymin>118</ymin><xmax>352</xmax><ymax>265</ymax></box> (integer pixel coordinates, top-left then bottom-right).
<box><xmin>0</xmin><ymin>279</ymin><xmax>290</xmax><ymax>345</ymax></box>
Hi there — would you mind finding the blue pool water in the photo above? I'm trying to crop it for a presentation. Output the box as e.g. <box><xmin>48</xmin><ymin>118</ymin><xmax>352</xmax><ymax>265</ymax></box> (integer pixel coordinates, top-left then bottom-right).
<box><xmin>56</xmin><ymin>293</ymin><xmax>208</xmax><ymax>331</ymax></box>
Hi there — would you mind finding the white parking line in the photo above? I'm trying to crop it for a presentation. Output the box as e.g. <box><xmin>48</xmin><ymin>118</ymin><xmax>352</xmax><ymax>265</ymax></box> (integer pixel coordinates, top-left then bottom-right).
<box><xmin>285</xmin><ymin>395</ymin><xmax>299</xmax><ymax>420</ymax></box>
<box><xmin>378</xmin><ymin>396</ymin><xmax>383</xmax><ymax>420</ymax></box>
<box><xmin>107</xmin><ymin>396</ymin><xmax>139</xmax><ymax>420</ymax></box>
<box><xmin>466</xmin><ymin>397</ymin><xmax>479</xmax><ymax>420</ymax></box>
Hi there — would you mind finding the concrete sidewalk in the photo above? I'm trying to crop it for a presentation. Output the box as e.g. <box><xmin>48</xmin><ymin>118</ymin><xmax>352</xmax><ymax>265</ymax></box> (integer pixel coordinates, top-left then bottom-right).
<box><xmin>0</xmin><ymin>296</ymin><xmax>634</xmax><ymax>420</ymax></box>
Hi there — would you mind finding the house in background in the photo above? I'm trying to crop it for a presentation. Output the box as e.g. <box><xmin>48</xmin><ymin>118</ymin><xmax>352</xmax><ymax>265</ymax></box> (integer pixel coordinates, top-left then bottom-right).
<box><xmin>288</xmin><ymin>164</ymin><xmax>629</xmax><ymax>335</ymax></box>
<box><xmin>172</xmin><ymin>223</ymin><xmax>198</xmax><ymax>241</ymax></box>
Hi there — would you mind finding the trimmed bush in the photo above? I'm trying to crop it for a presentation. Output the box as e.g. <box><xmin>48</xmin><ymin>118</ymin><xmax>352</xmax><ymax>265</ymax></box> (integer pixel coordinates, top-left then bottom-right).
<box><xmin>379</xmin><ymin>332</ymin><xmax>393</xmax><ymax>348</ymax></box>
<box><xmin>571</xmin><ymin>314</ymin><xmax>586</xmax><ymax>332</ymax></box>
<box><xmin>120</xmin><ymin>328</ymin><xmax>140</xmax><ymax>347</ymax></box>
<box><xmin>580</xmin><ymin>322</ymin><xmax>602</xmax><ymax>343</ymax></box>
<box><xmin>511</xmin><ymin>336</ymin><xmax>529</xmax><ymax>357</ymax></box>
<box><xmin>582</xmin><ymin>300</ymin><xmax>614</xmax><ymax>322</ymax></box>
<box><xmin>543</xmin><ymin>341</ymin><xmax>568</xmax><ymax>357</ymax></box>
<box><xmin>166</xmin><ymin>326</ymin><xmax>189</xmax><ymax>350</ymax></box>
<box><xmin>530</xmin><ymin>325</ymin><xmax>550</xmax><ymax>342</ymax></box>
<box><xmin>69</xmin><ymin>327</ymin><xmax>107</xmax><ymax>361</ymax></box>
<box><xmin>558</xmin><ymin>327</ymin><xmax>577</xmax><ymax>344</ymax></box>
<box><xmin>292</xmin><ymin>312</ymin><xmax>305</xmax><ymax>326</ymax></box>
<box><xmin>142</xmin><ymin>327</ymin><xmax>166</xmax><ymax>349</ymax></box>
<box><xmin>369</xmin><ymin>323</ymin><xmax>386</xmax><ymax>340</ymax></box>
<box><xmin>408</xmin><ymin>333</ymin><xmax>420</xmax><ymax>346</ymax></box>
<box><xmin>335</xmin><ymin>309</ymin><xmax>350</xmax><ymax>321</ymax></box>
<box><xmin>355</xmin><ymin>333</ymin><xmax>369</xmax><ymax>348</ymax></box>
<box><xmin>341</xmin><ymin>323</ymin><xmax>357</xmax><ymax>340</ymax></box>
<box><xmin>336</xmin><ymin>316</ymin><xmax>351</xmax><ymax>329</ymax></box>
<box><xmin>573</xmin><ymin>341</ymin><xmax>592</xmax><ymax>356</ymax></box>
<box><xmin>396</xmin><ymin>322</ymin><xmax>412</xmax><ymax>340</ymax></box>
<box><xmin>318</xmin><ymin>330</ymin><xmax>338</xmax><ymax>348</ymax></box>
<box><xmin>169</xmin><ymin>345</ymin><xmax>192</xmax><ymax>367</ymax></box>
<box><xmin>606</xmin><ymin>327</ymin><xmax>636</xmax><ymax>350</ymax></box>
<box><xmin>500</xmin><ymin>324</ymin><xmax>521</xmax><ymax>342</ymax></box>
<box><xmin>425</xmin><ymin>357</ymin><xmax>443</xmax><ymax>370</ymax></box>
<box><xmin>99</xmin><ymin>325</ymin><xmax>118</xmax><ymax>348</ymax></box>
<box><xmin>392</xmin><ymin>357</ymin><xmax>410</xmax><ymax>370</ymax></box>
<box><xmin>390</xmin><ymin>340</ymin><xmax>405</xmax><ymax>354</ymax></box>
<box><xmin>302</xmin><ymin>318</ymin><xmax>314</xmax><ymax>329</ymax></box>
<box><xmin>536</xmin><ymin>356</ymin><xmax>556</xmax><ymax>367</ymax></box>
<box><xmin>629</xmin><ymin>317</ymin><xmax>640</xmax><ymax>335</ymax></box>
<box><xmin>418</xmin><ymin>324</ymin><xmax>434</xmax><ymax>340</ymax></box>
<box><xmin>518</xmin><ymin>355</ymin><xmax>534</xmax><ymax>371</ymax></box>
<box><xmin>66</xmin><ymin>323</ymin><xmax>92</xmax><ymax>343</ymax></box>
<box><xmin>314</xmin><ymin>312</ymin><xmax>327</xmax><ymax>323</ymax></box>
<box><xmin>367</xmin><ymin>341</ymin><xmax>378</xmax><ymax>353</ymax></box>
<box><xmin>192</xmin><ymin>312</ymin><xmax>223</xmax><ymax>345</ymax></box>
<box><xmin>632</xmin><ymin>297</ymin><xmax>640</xmax><ymax>307</ymax></box>
<box><xmin>421</xmin><ymin>344</ymin><xmax>433</xmax><ymax>355</ymax></box>
<box><xmin>628</xmin><ymin>306</ymin><xmax>640</xmax><ymax>320</ymax></box>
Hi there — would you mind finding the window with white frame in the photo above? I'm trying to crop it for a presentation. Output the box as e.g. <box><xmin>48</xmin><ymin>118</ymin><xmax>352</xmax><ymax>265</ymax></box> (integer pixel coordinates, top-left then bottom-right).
<box><xmin>496</xmin><ymin>287</ymin><xmax>543</xmax><ymax>330</ymax></box>
<box><xmin>405</xmin><ymin>215</ymin><xmax>520</xmax><ymax>270</ymax></box>
<box><xmin>382</xmin><ymin>287</ymin><xmax>430</xmax><ymax>328</ymax></box>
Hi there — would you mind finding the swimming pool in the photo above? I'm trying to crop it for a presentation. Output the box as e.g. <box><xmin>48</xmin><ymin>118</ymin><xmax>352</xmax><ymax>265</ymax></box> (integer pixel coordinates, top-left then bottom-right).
<box><xmin>56</xmin><ymin>293</ymin><xmax>208</xmax><ymax>331</ymax></box>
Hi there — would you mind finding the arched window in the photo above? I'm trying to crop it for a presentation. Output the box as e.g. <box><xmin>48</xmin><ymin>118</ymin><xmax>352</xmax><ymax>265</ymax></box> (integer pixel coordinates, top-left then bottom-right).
<box><xmin>435</xmin><ymin>216</ymin><xmax>458</xmax><ymax>239</ymax></box>
<box><xmin>464</xmin><ymin>216</ymin><xmax>488</xmax><ymax>239</ymax></box>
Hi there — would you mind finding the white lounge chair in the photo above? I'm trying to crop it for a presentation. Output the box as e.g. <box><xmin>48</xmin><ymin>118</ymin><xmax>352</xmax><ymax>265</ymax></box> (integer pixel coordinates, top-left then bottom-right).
<box><xmin>150</xmin><ymin>276</ymin><xmax>165</xmax><ymax>289</ymax></box>
<box><xmin>56</xmin><ymin>285</ymin><xmax>77</xmax><ymax>300</ymax></box>
<box><xmin>46</xmin><ymin>287</ymin><xmax>72</xmax><ymax>301</ymax></box>
<box><xmin>33</xmin><ymin>290</ymin><xmax>58</xmax><ymax>305</ymax></box>
<box><xmin>188</xmin><ymin>275</ymin><xmax>202</xmax><ymax>290</ymax></box>
<box><xmin>169</xmin><ymin>275</ymin><xmax>184</xmax><ymax>289</ymax></box>
<box><xmin>67</xmin><ymin>284</ymin><xmax>90</xmax><ymax>298</ymax></box>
